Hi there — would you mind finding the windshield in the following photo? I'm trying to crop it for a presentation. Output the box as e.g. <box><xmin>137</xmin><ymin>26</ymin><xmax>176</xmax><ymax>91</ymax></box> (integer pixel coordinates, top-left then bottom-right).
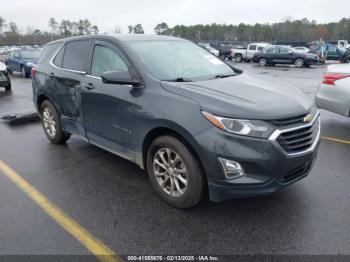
<box><xmin>129</xmin><ymin>40</ymin><xmax>235</xmax><ymax>81</ymax></box>
<box><xmin>20</xmin><ymin>50</ymin><xmax>41</xmax><ymax>59</ymax></box>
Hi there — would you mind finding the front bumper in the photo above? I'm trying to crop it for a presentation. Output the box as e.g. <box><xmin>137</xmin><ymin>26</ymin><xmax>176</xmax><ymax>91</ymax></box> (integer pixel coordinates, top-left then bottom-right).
<box><xmin>195</xmin><ymin>116</ymin><xmax>320</xmax><ymax>202</ymax></box>
<box><xmin>305</xmin><ymin>58</ymin><xmax>319</xmax><ymax>65</ymax></box>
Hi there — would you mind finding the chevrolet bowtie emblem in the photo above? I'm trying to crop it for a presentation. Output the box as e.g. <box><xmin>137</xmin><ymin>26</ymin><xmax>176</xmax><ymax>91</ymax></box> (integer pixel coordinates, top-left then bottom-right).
<box><xmin>303</xmin><ymin>113</ymin><xmax>313</xmax><ymax>123</ymax></box>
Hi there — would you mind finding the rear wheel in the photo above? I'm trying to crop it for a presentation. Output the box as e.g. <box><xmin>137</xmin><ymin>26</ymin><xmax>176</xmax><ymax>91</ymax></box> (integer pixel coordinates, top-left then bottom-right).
<box><xmin>40</xmin><ymin>100</ymin><xmax>70</xmax><ymax>144</ymax></box>
<box><xmin>235</xmin><ymin>54</ymin><xmax>243</xmax><ymax>63</ymax></box>
<box><xmin>259</xmin><ymin>58</ymin><xmax>267</xmax><ymax>66</ymax></box>
<box><xmin>295</xmin><ymin>58</ymin><xmax>304</xmax><ymax>68</ymax></box>
<box><xmin>147</xmin><ymin>136</ymin><xmax>204</xmax><ymax>208</ymax></box>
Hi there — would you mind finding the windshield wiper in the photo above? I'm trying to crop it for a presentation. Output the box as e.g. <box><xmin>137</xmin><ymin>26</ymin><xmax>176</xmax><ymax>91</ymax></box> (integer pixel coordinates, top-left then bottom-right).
<box><xmin>213</xmin><ymin>74</ymin><xmax>236</xmax><ymax>79</ymax></box>
<box><xmin>163</xmin><ymin>77</ymin><xmax>193</xmax><ymax>82</ymax></box>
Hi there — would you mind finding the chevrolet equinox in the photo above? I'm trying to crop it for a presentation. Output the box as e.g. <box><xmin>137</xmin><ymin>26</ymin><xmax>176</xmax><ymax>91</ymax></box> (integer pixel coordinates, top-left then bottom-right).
<box><xmin>32</xmin><ymin>35</ymin><xmax>320</xmax><ymax>208</ymax></box>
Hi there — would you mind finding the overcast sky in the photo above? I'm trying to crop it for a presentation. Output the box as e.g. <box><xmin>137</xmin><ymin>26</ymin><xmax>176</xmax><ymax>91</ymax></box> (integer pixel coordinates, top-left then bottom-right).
<box><xmin>1</xmin><ymin>0</ymin><xmax>350</xmax><ymax>34</ymax></box>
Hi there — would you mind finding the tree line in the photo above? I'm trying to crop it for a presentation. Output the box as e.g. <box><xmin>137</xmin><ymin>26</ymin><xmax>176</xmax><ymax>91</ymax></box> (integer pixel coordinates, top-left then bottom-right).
<box><xmin>161</xmin><ymin>18</ymin><xmax>350</xmax><ymax>43</ymax></box>
<box><xmin>0</xmin><ymin>16</ymin><xmax>349</xmax><ymax>46</ymax></box>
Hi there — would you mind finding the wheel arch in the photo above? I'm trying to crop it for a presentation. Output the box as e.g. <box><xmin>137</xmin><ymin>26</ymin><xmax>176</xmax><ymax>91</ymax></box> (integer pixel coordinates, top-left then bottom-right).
<box><xmin>141</xmin><ymin>125</ymin><xmax>207</xmax><ymax>183</ymax></box>
<box><xmin>36</xmin><ymin>94</ymin><xmax>49</xmax><ymax>110</ymax></box>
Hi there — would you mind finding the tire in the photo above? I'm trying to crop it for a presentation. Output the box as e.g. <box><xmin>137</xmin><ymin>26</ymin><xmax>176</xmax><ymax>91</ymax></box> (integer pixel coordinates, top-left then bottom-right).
<box><xmin>295</xmin><ymin>58</ymin><xmax>304</xmax><ymax>68</ymax></box>
<box><xmin>146</xmin><ymin>135</ymin><xmax>205</xmax><ymax>208</ymax></box>
<box><xmin>259</xmin><ymin>58</ymin><xmax>267</xmax><ymax>66</ymax></box>
<box><xmin>5</xmin><ymin>75</ymin><xmax>11</xmax><ymax>91</ymax></box>
<box><xmin>235</xmin><ymin>54</ymin><xmax>243</xmax><ymax>63</ymax></box>
<box><xmin>40</xmin><ymin>100</ymin><xmax>71</xmax><ymax>144</ymax></box>
<box><xmin>21</xmin><ymin>65</ymin><xmax>30</xmax><ymax>78</ymax></box>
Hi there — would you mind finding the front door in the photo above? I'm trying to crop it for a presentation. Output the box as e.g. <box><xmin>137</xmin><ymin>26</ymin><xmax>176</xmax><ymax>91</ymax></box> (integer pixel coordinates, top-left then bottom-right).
<box><xmin>274</xmin><ymin>46</ymin><xmax>293</xmax><ymax>64</ymax></box>
<box><xmin>81</xmin><ymin>40</ymin><xmax>137</xmax><ymax>160</ymax></box>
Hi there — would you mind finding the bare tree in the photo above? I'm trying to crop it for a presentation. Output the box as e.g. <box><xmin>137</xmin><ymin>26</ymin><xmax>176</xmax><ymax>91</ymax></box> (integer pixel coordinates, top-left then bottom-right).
<box><xmin>48</xmin><ymin>17</ymin><xmax>58</xmax><ymax>35</ymax></box>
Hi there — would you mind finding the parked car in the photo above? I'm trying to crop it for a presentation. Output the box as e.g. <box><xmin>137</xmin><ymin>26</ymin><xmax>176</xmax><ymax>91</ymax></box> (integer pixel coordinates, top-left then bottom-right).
<box><xmin>0</xmin><ymin>61</ymin><xmax>11</xmax><ymax>91</ymax></box>
<box><xmin>252</xmin><ymin>45</ymin><xmax>319</xmax><ymax>67</ymax></box>
<box><xmin>231</xmin><ymin>43</ymin><xmax>273</xmax><ymax>62</ymax></box>
<box><xmin>5</xmin><ymin>49</ymin><xmax>41</xmax><ymax>77</ymax></box>
<box><xmin>315</xmin><ymin>64</ymin><xmax>350</xmax><ymax>117</ymax></box>
<box><xmin>292</xmin><ymin>46</ymin><xmax>310</xmax><ymax>53</ymax></box>
<box><xmin>209</xmin><ymin>43</ymin><xmax>236</xmax><ymax>60</ymax></box>
<box><xmin>33</xmin><ymin>35</ymin><xmax>320</xmax><ymax>208</ymax></box>
<box><xmin>198</xmin><ymin>42</ymin><xmax>219</xmax><ymax>57</ymax></box>
<box><xmin>340</xmin><ymin>49</ymin><xmax>350</xmax><ymax>63</ymax></box>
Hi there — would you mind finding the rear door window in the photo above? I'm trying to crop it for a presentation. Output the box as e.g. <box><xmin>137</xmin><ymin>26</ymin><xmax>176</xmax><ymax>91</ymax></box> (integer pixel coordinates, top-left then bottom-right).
<box><xmin>248</xmin><ymin>45</ymin><xmax>257</xmax><ymax>50</ymax></box>
<box><xmin>62</xmin><ymin>40</ymin><xmax>91</xmax><ymax>72</ymax></box>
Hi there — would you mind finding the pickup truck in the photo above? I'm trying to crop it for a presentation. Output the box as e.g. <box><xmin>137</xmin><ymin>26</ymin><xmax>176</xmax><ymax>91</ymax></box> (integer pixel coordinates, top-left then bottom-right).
<box><xmin>231</xmin><ymin>43</ymin><xmax>273</xmax><ymax>62</ymax></box>
<box><xmin>309</xmin><ymin>43</ymin><xmax>347</xmax><ymax>62</ymax></box>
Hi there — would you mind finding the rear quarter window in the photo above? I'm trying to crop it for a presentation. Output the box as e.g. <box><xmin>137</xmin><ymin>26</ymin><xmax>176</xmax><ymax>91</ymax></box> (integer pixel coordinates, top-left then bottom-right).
<box><xmin>37</xmin><ymin>43</ymin><xmax>61</xmax><ymax>64</ymax></box>
<box><xmin>53</xmin><ymin>45</ymin><xmax>65</xmax><ymax>68</ymax></box>
<box><xmin>62</xmin><ymin>40</ymin><xmax>91</xmax><ymax>72</ymax></box>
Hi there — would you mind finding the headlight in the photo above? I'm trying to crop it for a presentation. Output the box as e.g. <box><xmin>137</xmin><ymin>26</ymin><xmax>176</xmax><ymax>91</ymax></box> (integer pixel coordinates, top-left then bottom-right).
<box><xmin>26</xmin><ymin>62</ymin><xmax>35</xmax><ymax>67</ymax></box>
<box><xmin>202</xmin><ymin>111</ymin><xmax>275</xmax><ymax>138</ymax></box>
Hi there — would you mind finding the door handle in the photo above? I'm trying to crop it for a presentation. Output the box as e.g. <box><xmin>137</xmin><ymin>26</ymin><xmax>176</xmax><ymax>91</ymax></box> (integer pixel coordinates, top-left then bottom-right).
<box><xmin>83</xmin><ymin>83</ymin><xmax>95</xmax><ymax>90</ymax></box>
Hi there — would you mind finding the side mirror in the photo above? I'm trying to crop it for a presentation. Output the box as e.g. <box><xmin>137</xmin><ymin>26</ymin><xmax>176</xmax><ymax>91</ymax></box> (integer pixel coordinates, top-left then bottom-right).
<box><xmin>101</xmin><ymin>71</ymin><xmax>142</xmax><ymax>87</ymax></box>
<box><xmin>289</xmin><ymin>51</ymin><xmax>293</xmax><ymax>55</ymax></box>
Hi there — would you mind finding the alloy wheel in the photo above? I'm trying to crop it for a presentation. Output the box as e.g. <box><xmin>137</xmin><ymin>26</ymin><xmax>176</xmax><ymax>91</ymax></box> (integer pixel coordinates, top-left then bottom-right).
<box><xmin>259</xmin><ymin>58</ymin><xmax>267</xmax><ymax>66</ymax></box>
<box><xmin>153</xmin><ymin>148</ymin><xmax>188</xmax><ymax>197</ymax></box>
<box><xmin>295</xmin><ymin>58</ymin><xmax>304</xmax><ymax>68</ymax></box>
<box><xmin>42</xmin><ymin>107</ymin><xmax>56</xmax><ymax>138</ymax></box>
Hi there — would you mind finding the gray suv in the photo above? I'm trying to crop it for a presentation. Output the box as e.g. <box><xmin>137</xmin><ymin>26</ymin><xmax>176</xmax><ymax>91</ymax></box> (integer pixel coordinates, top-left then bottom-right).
<box><xmin>32</xmin><ymin>35</ymin><xmax>320</xmax><ymax>208</ymax></box>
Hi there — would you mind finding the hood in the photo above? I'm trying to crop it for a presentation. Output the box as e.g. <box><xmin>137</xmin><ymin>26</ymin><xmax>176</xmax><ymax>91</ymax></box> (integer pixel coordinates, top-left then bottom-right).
<box><xmin>0</xmin><ymin>62</ymin><xmax>6</xmax><ymax>71</ymax></box>
<box><xmin>161</xmin><ymin>72</ymin><xmax>313</xmax><ymax>120</ymax></box>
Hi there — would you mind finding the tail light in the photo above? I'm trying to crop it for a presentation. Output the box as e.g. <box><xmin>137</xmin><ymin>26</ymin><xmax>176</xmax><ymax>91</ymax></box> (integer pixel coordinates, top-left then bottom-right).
<box><xmin>322</xmin><ymin>73</ymin><xmax>350</xmax><ymax>85</ymax></box>
<box><xmin>31</xmin><ymin>67</ymin><xmax>37</xmax><ymax>78</ymax></box>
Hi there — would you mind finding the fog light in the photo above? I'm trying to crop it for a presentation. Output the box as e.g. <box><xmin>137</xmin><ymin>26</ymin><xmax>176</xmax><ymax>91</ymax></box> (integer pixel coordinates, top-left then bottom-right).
<box><xmin>218</xmin><ymin>157</ymin><xmax>245</xmax><ymax>179</ymax></box>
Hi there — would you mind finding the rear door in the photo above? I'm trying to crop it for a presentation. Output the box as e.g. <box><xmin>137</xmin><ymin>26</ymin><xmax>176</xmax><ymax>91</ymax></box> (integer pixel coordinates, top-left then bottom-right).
<box><xmin>81</xmin><ymin>40</ymin><xmax>138</xmax><ymax>160</ymax></box>
<box><xmin>50</xmin><ymin>39</ymin><xmax>92</xmax><ymax>136</ymax></box>
<box><xmin>246</xmin><ymin>44</ymin><xmax>257</xmax><ymax>59</ymax></box>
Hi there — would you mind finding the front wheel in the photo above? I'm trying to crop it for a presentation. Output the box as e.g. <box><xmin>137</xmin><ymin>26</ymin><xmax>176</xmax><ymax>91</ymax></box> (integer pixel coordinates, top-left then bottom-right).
<box><xmin>21</xmin><ymin>66</ymin><xmax>30</xmax><ymax>78</ymax></box>
<box><xmin>40</xmin><ymin>100</ymin><xmax>71</xmax><ymax>144</ymax></box>
<box><xmin>147</xmin><ymin>136</ymin><xmax>205</xmax><ymax>208</ymax></box>
<box><xmin>259</xmin><ymin>58</ymin><xmax>267</xmax><ymax>66</ymax></box>
<box><xmin>5</xmin><ymin>75</ymin><xmax>11</xmax><ymax>91</ymax></box>
<box><xmin>295</xmin><ymin>58</ymin><xmax>304</xmax><ymax>68</ymax></box>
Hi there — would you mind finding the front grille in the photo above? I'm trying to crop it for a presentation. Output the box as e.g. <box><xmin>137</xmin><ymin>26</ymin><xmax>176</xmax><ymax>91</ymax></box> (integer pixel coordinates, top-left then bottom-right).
<box><xmin>279</xmin><ymin>163</ymin><xmax>310</xmax><ymax>183</ymax></box>
<box><xmin>0</xmin><ymin>72</ymin><xmax>6</xmax><ymax>82</ymax></box>
<box><xmin>276</xmin><ymin>116</ymin><xmax>320</xmax><ymax>154</ymax></box>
